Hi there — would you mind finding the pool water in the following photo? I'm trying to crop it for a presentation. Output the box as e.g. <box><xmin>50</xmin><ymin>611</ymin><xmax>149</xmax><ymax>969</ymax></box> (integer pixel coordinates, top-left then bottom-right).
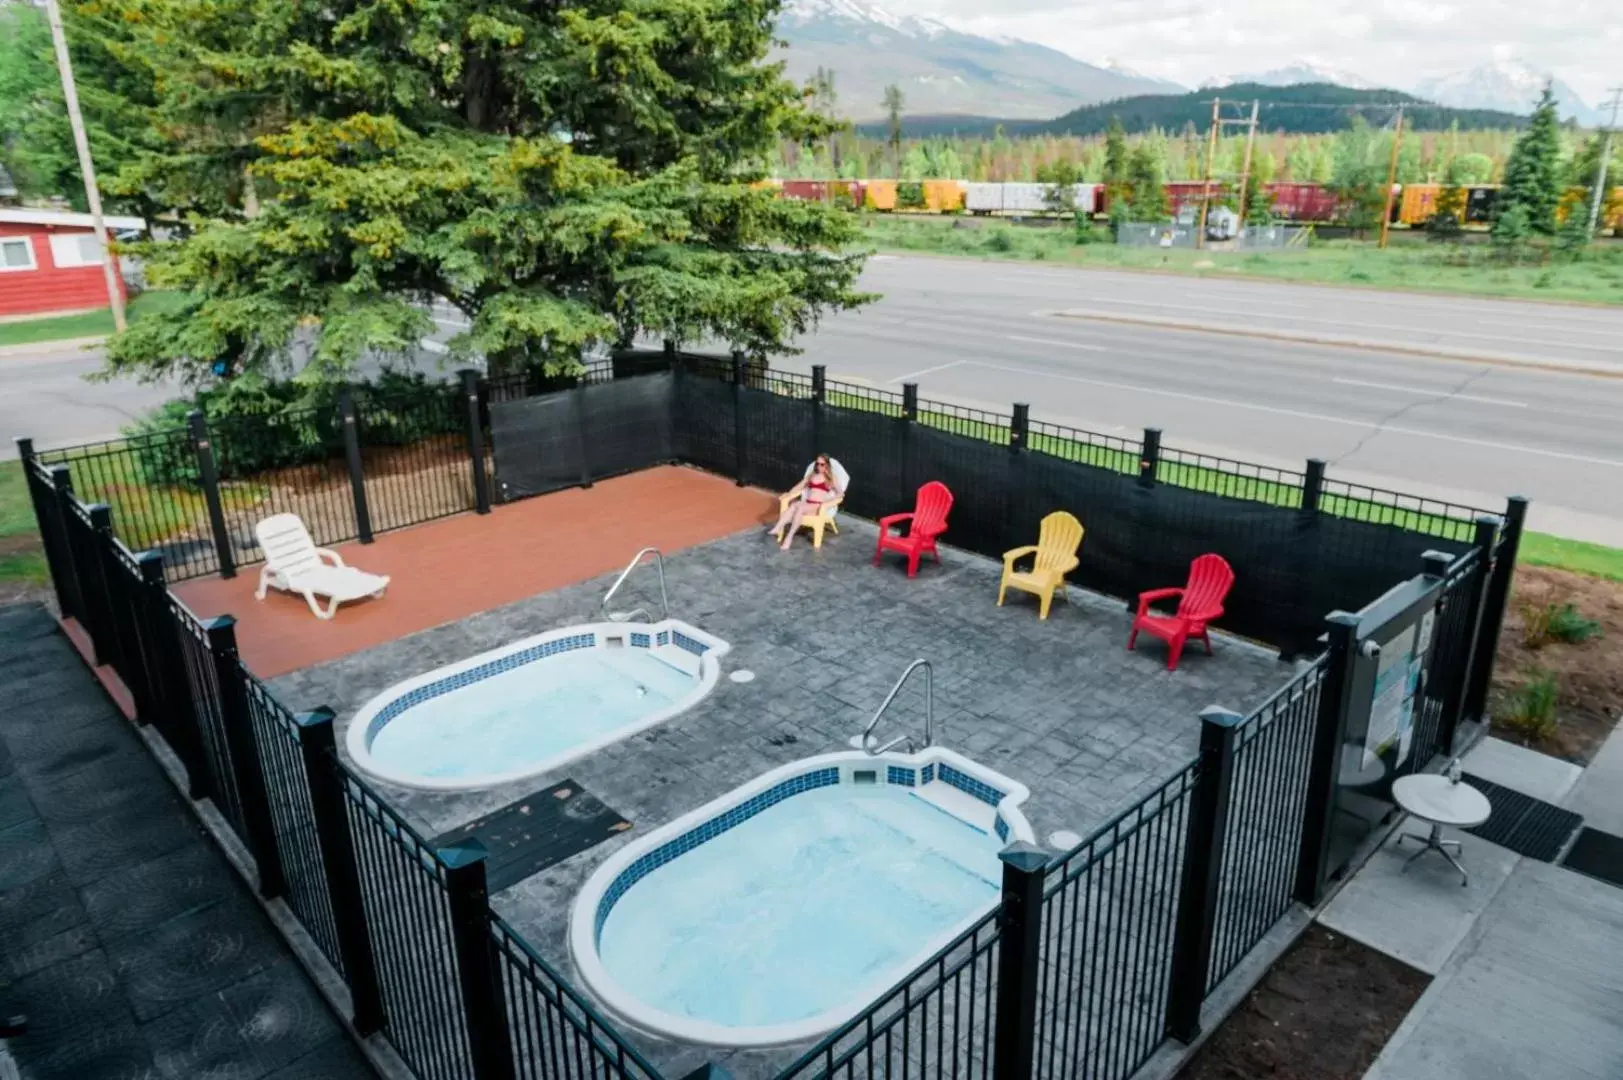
<box><xmin>596</xmin><ymin>784</ymin><xmax>1003</xmax><ymax>1030</ymax></box>
<box><xmin>366</xmin><ymin>648</ymin><xmax>697</xmax><ymax>781</ymax></box>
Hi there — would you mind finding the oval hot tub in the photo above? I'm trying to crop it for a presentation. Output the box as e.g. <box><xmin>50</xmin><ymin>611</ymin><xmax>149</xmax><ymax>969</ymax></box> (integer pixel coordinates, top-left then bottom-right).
<box><xmin>571</xmin><ymin>749</ymin><xmax>1033</xmax><ymax>1047</ymax></box>
<box><xmin>347</xmin><ymin>620</ymin><xmax>729</xmax><ymax>791</ymax></box>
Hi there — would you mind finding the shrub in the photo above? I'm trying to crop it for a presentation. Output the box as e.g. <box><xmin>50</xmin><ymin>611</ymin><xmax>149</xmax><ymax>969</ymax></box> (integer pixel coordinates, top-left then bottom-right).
<box><xmin>1499</xmin><ymin>670</ymin><xmax>1559</xmax><ymax>742</ymax></box>
<box><xmin>896</xmin><ymin>182</ymin><xmax>926</xmax><ymax>210</ymax></box>
<box><xmin>1521</xmin><ymin>598</ymin><xmax>1602</xmax><ymax>648</ymax></box>
<box><xmin>121</xmin><ymin>370</ymin><xmax>462</xmax><ymax>486</ymax></box>
<box><xmin>1547</xmin><ymin>602</ymin><xmax>1602</xmax><ymax>644</ymax></box>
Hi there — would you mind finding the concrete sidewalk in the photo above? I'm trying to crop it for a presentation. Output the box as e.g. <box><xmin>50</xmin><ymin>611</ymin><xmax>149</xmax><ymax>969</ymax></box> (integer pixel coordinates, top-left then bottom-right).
<box><xmin>1317</xmin><ymin>731</ymin><xmax>1623</xmax><ymax>1080</ymax></box>
<box><xmin>1363</xmin><ymin>859</ymin><xmax>1623</xmax><ymax>1080</ymax></box>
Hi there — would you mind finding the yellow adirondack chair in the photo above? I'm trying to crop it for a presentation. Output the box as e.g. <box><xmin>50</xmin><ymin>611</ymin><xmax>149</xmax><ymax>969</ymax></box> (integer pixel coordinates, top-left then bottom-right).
<box><xmin>998</xmin><ymin>512</ymin><xmax>1084</xmax><ymax>619</ymax></box>
<box><xmin>775</xmin><ymin>458</ymin><xmax>850</xmax><ymax>550</ymax></box>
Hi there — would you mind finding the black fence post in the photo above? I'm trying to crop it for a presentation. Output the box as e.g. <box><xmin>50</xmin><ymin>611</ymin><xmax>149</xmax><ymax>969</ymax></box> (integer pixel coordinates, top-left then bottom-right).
<box><xmin>140</xmin><ymin>554</ymin><xmax>209</xmax><ymax>800</ymax></box>
<box><xmin>296</xmin><ymin>708</ymin><xmax>386</xmax><ymax>1036</ymax></box>
<box><xmin>45</xmin><ymin>465</ymin><xmax>85</xmax><ymax>623</ymax></box>
<box><xmin>338</xmin><ymin>388</ymin><xmax>374</xmax><ymax>542</ymax></box>
<box><xmin>187</xmin><ymin>410</ymin><xmax>237</xmax><ymax>579</ymax></box>
<box><xmin>440</xmin><ymin>839</ymin><xmax>515</xmax><ymax>1080</ymax></box>
<box><xmin>460</xmin><ymin>369</ymin><xmax>493</xmax><ymax>514</ymax></box>
<box><xmin>731</xmin><ymin>350</ymin><xmax>747</xmax><ymax>487</ymax></box>
<box><xmin>126</xmin><ymin>550</ymin><xmax>171</xmax><ymax>727</ymax></box>
<box><xmin>82</xmin><ymin>504</ymin><xmax>119</xmax><ymax>669</ymax></box>
<box><xmin>902</xmin><ymin>382</ymin><xmax>919</xmax><ymax>422</ymax></box>
<box><xmin>16</xmin><ymin>441</ymin><xmax>63</xmax><ymax>616</ymax></box>
<box><xmin>992</xmin><ymin>843</ymin><xmax>1048</xmax><ymax>1080</ymax></box>
<box><xmin>1462</xmin><ymin>496</ymin><xmax>1526</xmax><ymax>726</ymax></box>
<box><xmin>1010</xmin><ymin>403</ymin><xmax>1030</xmax><ymax>451</ymax></box>
<box><xmin>1139</xmin><ymin>427</ymin><xmax>1162</xmax><ymax>487</ymax></box>
<box><xmin>1444</xmin><ymin>515</ymin><xmax>1501</xmax><ymax>749</ymax></box>
<box><xmin>205</xmin><ymin>615</ymin><xmax>286</xmax><ymax>899</ymax></box>
<box><xmin>1293</xmin><ymin>612</ymin><xmax>1360</xmax><ymax>906</ymax></box>
<box><xmin>810</xmin><ymin>364</ymin><xmax>827</xmax><ymax>452</ymax></box>
<box><xmin>1302</xmin><ymin>458</ymin><xmax>1325</xmax><ymax>515</ymax></box>
<box><xmin>1165</xmin><ymin>706</ymin><xmax>1243</xmax><ymax>1042</ymax></box>
<box><xmin>811</xmin><ymin>365</ymin><xmax>826</xmax><ymax>403</ymax></box>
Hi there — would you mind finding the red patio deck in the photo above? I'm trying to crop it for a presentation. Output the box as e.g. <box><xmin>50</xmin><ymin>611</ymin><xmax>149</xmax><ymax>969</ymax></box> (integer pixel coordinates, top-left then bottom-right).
<box><xmin>174</xmin><ymin>465</ymin><xmax>776</xmax><ymax>679</ymax></box>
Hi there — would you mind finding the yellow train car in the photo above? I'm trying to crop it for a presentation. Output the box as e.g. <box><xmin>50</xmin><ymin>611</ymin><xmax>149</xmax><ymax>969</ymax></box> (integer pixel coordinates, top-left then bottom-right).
<box><xmin>1397</xmin><ymin>183</ymin><xmax>1440</xmax><ymax>226</ymax></box>
<box><xmin>921</xmin><ymin>180</ymin><xmax>966</xmax><ymax>213</ymax></box>
<box><xmin>863</xmin><ymin>179</ymin><xmax>898</xmax><ymax>211</ymax></box>
<box><xmin>1557</xmin><ymin>185</ymin><xmax>1623</xmax><ymax>232</ymax></box>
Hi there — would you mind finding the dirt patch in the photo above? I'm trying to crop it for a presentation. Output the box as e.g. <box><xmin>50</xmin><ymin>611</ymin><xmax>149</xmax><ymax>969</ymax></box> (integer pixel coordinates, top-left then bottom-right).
<box><xmin>1492</xmin><ymin>564</ymin><xmax>1623</xmax><ymax>764</ymax></box>
<box><xmin>1177</xmin><ymin>925</ymin><xmax>1428</xmax><ymax>1080</ymax></box>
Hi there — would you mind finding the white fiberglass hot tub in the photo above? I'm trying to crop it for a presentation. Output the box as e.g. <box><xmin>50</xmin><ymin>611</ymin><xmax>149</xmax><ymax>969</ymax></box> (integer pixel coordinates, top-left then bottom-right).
<box><xmin>571</xmin><ymin>748</ymin><xmax>1034</xmax><ymax>1047</ymax></box>
<box><xmin>346</xmin><ymin>619</ymin><xmax>730</xmax><ymax>791</ymax></box>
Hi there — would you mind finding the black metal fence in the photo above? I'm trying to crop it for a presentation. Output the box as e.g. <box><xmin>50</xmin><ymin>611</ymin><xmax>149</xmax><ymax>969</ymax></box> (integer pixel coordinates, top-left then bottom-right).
<box><xmin>516</xmin><ymin>358</ymin><xmax>1494</xmax><ymax>657</ymax></box>
<box><xmin>18</xmin><ymin>451</ymin><xmax>654</xmax><ymax>1080</ymax></box>
<box><xmin>14</xmin><ymin>344</ymin><xmax>1524</xmax><ymax>1080</ymax></box>
<box><xmin>32</xmin><ymin>378</ymin><xmax>484</xmax><ymax>582</ymax></box>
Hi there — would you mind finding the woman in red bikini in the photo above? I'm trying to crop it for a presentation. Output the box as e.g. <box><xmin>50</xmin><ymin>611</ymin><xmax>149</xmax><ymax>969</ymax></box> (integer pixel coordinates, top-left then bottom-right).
<box><xmin>769</xmin><ymin>454</ymin><xmax>844</xmax><ymax>551</ymax></box>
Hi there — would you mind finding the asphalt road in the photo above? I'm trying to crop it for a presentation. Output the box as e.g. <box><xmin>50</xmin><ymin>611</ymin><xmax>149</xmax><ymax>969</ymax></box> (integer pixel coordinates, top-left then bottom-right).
<box><xmin>0</xmin><ymin>340</ymin><xmax>180</xmax><ymax>460</ymax></box>
<box><xmin>780</xmin><ymin>256</ymin><xmax>1623</xmax><ymax>545</ymax></box>
<box><xmin>6</xmin><ymin>259</ymin><xmax>1623</xmax><ymax>543</ymax></box>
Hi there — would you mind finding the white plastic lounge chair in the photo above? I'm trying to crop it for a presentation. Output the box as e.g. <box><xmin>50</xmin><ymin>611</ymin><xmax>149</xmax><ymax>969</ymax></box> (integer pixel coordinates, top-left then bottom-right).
<box><xmin>253</xmin><ymin>513</ymin><xmax>390</xmax><ymax>620</ymax></box>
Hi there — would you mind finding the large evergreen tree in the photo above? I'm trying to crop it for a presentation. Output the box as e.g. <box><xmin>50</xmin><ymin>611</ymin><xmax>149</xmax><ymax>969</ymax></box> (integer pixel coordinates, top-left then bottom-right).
<box><xmin>1124</xmin><ymin>143</ymin><xmax>1169</xmax><ymax>222</ymax></box>
<box><xmin>83</xmin><ymin>0</ymin><xmax>871</xmax><ymax>385</ymax></box>
<box><xmin>1494</xmin><ymin>84</ymin><xmax>1564</xmax><ymax>237</ymax></box>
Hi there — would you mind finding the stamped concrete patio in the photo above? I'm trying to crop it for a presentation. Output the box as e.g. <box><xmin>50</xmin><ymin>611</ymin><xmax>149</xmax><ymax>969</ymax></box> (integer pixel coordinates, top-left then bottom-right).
<box><xmin>252</xmin><ymin>471</ymin><xmax>1292</xmax><ymax>1078</ymax></box>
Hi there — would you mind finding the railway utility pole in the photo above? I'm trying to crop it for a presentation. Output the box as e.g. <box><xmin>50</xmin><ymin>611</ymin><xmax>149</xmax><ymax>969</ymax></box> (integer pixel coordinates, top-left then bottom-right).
<box><xmin>1235</xmin><ymin>98</ymin><xmax>1262</xmax><ymax>224</ymax></box>
<box><xmin>1195</xmin><ymin>98</ymin><xmax>1260</xmax><ymax>249</ymax></box>
<box><xmin>43</xmin><ymin>0</ymin><xmax>126</xmax><ymax>331</ymax></box>
<box><xmin>1377</xmin><ymin>106</ymin><xmax>1405</xmax><ymax>249</ymax></box>
<box><xmin>1586</xmin><ymin>87</ymin><xmax>1623</xmax><ymax>241</ymax></box>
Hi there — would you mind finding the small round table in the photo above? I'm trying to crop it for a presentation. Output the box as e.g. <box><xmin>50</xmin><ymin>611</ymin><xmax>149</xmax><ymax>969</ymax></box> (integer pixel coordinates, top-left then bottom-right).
<box><xmin>1391</xmin><ymin>774</ymin><xmax>1491</xmax><ymax>887</ymax></box>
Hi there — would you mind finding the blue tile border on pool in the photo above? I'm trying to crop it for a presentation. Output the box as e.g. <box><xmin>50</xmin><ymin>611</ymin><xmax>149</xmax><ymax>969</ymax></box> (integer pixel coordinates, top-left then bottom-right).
<box><xmin>938</xmin><ymin>764</ymin><xmax>1005</xmax><ymax>809</ymax></box>
<box><xmin>886</xmin><ymin>766</ymin><xmax>916</xmax><ymax>787</ymax></box>
<box><xmin>922</xmin><ymin>764</ymin><xmax>936</xmax><ymax>785</ymax></box>
<box><xmin>596</xmin><ymin>767</ymin><xmax>841</xmax><ymax>937</ymax></box>
<box><xmin>995</xmin><ymin>816</ymin><xmax>1010</xmax><ymax>842</ymax></box>
<box><xmin>366</xmin><ymin>632</ymin><xmax>598</xmax><ymax>740</ymax></box>
<box><xmin>363</xmin><ymin>625</ymin><xmax>723</xmax><ymax>745</ymax></box>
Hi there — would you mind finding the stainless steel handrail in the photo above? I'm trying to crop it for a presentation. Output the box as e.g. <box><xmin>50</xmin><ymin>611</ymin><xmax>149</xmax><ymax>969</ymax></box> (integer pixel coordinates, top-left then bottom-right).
<box><xmin>602</xmin><ymin>547</ymin><xmax>669</xmax><ymax>623</ymax></box>
<box><xmin>860</xmin><ymin>659</ymin><xmax>935</xmax><ymax>756</ymax></box>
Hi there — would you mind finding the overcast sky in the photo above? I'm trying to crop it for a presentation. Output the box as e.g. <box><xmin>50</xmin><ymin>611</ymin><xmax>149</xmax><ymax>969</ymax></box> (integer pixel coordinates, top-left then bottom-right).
<box><xmin>877</xmin><ymin>0</ymin><xmax>1618</xmax><ymax>105</ymax></box>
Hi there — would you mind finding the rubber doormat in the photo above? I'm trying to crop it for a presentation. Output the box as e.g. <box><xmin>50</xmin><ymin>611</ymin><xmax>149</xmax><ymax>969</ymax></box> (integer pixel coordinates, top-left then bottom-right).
<box><xmin>1460</xmin><ymin>773</ymin><xmax>1583</xmax><ymax>862</ymax></box>
<box><xmin>1562</xmin><ymin>827</ymin><xmax>1623</xmax><ymax>889</ymax></box>
<box><xmin>435</xmin><ymin>780</ymin><xmax>631</xmax><ymax>892</ymax></box>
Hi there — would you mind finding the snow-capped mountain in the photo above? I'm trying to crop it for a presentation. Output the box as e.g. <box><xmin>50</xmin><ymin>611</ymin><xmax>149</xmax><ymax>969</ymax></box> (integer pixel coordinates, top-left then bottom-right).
<box><xmin>776</xmin><ymin>0</ymin><xmax>1182</xmax><ymax>121</ymax></box>
<box><xmin>1415</xmin><ymin>61</ymin><xmax>1599</xmax><ymax>125</ymax></box>
<box><xmin>1208</xmin><ymin>61</ymin><xmax>1377</xmax><ymax>90</ymax></box>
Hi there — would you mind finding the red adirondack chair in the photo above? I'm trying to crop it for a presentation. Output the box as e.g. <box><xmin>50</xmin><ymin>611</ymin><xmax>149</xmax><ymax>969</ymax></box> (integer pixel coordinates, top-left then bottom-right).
<box><xmin>874</xmin><ymin>481</ymin><xmax>954</xmax><ymax>578</ymax></box>
<box><xmin>1128</xmin><ymin>554</ymin><xmax>1235</xmax><ymax>671</ymax></box>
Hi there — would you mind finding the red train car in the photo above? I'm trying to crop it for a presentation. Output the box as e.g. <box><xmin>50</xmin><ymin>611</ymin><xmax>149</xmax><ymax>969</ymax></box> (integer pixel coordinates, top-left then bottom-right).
<box><xmin>780</xmin><ymin>180</ymin><xmax>830</xmax><ymax>202</ymax></box>
<box><xmin>1260</xmin><ymin>183</ymin><xmax>1340</xmax><ymax>222</ymax></box>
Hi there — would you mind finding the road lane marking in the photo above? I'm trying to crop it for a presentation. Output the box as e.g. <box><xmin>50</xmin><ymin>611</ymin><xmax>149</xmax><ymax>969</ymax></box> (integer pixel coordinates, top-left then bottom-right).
<box><xmin>1332</xmin><ymin>378</ymin><xmax>1528</xmax><ymax>408</ymax></box>
<box><xmin>888</xmin><ymin>360</ymin><xmax>967</xmax><ymax>383</ymax></box>
<box><xmin>1006</xmin><ymin>335</ymin><xmax>1109</xmax><ymax>352</ymax></box>
<box><xmin>958</xmin><ymin>360</ymin><xmax>1623</xmax><ymax>469</ymax></box>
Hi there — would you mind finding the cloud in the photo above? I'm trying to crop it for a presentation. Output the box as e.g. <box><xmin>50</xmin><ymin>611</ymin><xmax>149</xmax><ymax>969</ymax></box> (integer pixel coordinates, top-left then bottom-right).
<box><xmin>876</xmin><ymin>0</ymin><xmax>1613</xmax><ymax>102</ymax></box>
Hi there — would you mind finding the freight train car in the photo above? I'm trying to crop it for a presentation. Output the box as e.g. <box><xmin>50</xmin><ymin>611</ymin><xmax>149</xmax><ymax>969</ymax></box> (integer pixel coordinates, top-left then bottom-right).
<box><xmin>964</xmin><ymin>183</ymin><xmax>1102</xmax><ymax>215</ymax></box>
<box><xmin>1398</xmin><ymin>184</ymin><xmax>1441</xmax><ymax>226</ymax></box>
<box><xmin>1260</xmin><ymin>183</ymin><xmax>1341</xmax><ymax>223</ymax></box>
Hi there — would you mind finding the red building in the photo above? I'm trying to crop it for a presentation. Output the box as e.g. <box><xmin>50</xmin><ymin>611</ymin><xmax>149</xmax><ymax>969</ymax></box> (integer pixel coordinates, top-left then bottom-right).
<box><xmin>0</xmin><ymin>207</ymin><xmax>145</xmax><ymax>319</ymax></box>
